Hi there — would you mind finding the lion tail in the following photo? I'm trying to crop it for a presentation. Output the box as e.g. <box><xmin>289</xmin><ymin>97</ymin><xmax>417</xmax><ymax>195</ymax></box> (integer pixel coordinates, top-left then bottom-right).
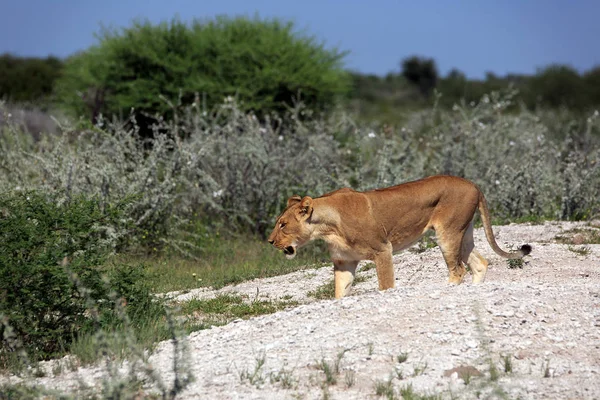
<box><xmin>477</xmin><ymin>191</ymin><xmax>532</xmax><ymax>259</ymax></box>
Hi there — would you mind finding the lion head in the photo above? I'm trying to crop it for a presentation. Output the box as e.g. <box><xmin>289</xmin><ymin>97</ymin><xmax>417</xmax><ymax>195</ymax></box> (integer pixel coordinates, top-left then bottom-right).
<box><xmin>267</xmin><ymin>195</ymin><xmax>314</xmax><ymax>259</ymax></box>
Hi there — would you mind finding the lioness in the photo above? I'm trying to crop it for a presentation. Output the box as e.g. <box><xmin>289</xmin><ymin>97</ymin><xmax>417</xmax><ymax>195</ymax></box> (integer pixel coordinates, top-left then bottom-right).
<box><xmin>267</xmin><ymin>175</ymin><xmax>531</xmax><ymax>299</ymax></box>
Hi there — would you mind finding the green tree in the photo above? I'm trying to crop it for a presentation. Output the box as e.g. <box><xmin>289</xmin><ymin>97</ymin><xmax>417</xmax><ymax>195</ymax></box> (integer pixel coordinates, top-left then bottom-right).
<box><xmin>530</xmin><ymin>64</ymin><xmax>585</xmax><ymax>109</ymax></box>
<box><xmin>0</xmin><ymin>54</ymin><xmax>63</xmax><ymax>106</ymax></box>
<box><xmin>401</xmin><ymin>56</ymin><xmax>438</xmax><ymax>98</ymax></box>
<box><xmin>437</xmin><ymin>68</ymin><xmax>468</xmax><ymax>105</ymax></box>
<box><xmin>583</xmin><ymin>66</ymin><xmax>600</xmax><ymax>106</ymax></box>
<box><xmin>55</xmin><ymin>16</ymin><xmax>350</xmax><ymax>135</ymax></box>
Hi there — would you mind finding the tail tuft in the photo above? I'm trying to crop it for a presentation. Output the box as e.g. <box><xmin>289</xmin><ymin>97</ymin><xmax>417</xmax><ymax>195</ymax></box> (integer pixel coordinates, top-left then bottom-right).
<box><xmin>519</xmin><ymin>244</ymin><xmax>532</xmax><ymax>257</ymax></box>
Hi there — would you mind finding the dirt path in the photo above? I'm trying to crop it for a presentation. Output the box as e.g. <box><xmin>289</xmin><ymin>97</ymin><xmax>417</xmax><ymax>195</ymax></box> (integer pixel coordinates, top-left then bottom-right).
<box><xmin>5</xmin><ymin>220</ymin><xmax>600</xmax><ymax>399</ymax></box>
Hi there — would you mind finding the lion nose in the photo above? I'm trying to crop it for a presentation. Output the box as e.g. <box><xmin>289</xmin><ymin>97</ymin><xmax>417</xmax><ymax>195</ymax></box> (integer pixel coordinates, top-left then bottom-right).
<box><xmin>268</xmin><ymin>240</ymin><xmax>274</xmax><ymax>245</ymax></box>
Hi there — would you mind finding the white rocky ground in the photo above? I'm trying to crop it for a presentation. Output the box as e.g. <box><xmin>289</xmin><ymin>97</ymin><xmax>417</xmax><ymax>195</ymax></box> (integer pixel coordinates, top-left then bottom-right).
<box><xmin>3</xmin><ymin>220</ymin><xmax>600</xmax><ymax>399</ymax></box>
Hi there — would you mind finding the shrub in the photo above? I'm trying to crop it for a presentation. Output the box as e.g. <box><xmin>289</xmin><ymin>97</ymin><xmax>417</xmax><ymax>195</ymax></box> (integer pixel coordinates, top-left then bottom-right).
<box><xmin>0</xmin><ymin>54</ymin><xmax>63</xmax><ymax>105</ymax></box>
<box><xmin>0</xmin><ymin>190</ymin><xmax>156</xmax><ymax>366</ymax></box>
<box><xmin>1</xmin><ymin>90</ymin><xmax>598</xmax><ymax>251</ymax></box>
<box><xmin>401</xmin><ymin>55</ymin><xmax>438</xmax><ymax>99</ymax></box>
<box><xmin>0</xmin><ymin>100</ymin><xmax>347</xmax><ymax>240</ymax></box>
<box><xmin>55</xmin><ymin>16</ymin><xmax>350</xmax><ymax>136</ymax></box>
<box><xmin>530</xmin><ymin>65</ymin><xmax>587</xmax><ymax>109</ymax></box>
<box><xmin>352</xmin><ymin>90</ymin><xmax>600</xmax><ymax>222</ymax></box>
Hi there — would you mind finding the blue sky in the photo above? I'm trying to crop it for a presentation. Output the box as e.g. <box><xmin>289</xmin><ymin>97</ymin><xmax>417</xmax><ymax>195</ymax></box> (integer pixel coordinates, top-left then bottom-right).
<box><xmin>1</xmin><ymin>0</ymin><xmax>598</xmax><ymax>79</ymax></box>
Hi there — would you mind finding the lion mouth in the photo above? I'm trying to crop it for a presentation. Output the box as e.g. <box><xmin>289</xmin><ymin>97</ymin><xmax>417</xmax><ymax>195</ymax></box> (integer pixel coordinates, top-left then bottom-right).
<box><xmin>283</xmin><ymin>246</ymin><xmax>296</xmax><ymax>259</ymax></box>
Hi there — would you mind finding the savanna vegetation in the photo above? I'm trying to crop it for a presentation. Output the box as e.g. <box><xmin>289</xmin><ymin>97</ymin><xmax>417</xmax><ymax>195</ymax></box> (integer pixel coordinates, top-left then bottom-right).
<box><xmin>0</xmin><ymin>14</ymin><xmax>599</xmax><ymax>398</ymax></box>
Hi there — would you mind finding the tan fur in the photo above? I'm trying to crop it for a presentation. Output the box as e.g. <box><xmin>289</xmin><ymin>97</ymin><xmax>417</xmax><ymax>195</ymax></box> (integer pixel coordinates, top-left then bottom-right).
<box><xmin>267</xmin><ymin>175</ymin><xmax>531</xmax><ymax>299</ymax></box>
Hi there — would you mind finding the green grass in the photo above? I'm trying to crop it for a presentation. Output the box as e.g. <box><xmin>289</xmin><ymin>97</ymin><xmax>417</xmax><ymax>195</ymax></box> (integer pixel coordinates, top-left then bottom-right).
<box><xmin>117</xmin><ymin>237</ymin><xmax>330</xmax><ymax>293</ymax></box>
<box><xmin>307</xmin><ymin>279</ymin><xmax>335</xmax><ymax>300</ymax></box>
<box><xmin>0</xmin><ymin>383</ymin><xmax>58</xmax><ymax>400</ymax></box>
<box><xmin>503</xmin><ymin>354</ymin><xmax>513</xmax><ymax>374</ymax></box>
<box><xmin>568</xmin><ymin>245</ymin><xmax>591</xmax><ymax>256</ymax></box>
<box><xmin>239</xmin><ymin>352</ymin><xmax>266</xmax><ymax>387</ymax></box>
<box><xmin>67</xmin><ymin>293</ymin><xmax>297</xmax><ymax>369</ymax></box>
<box><xmin>397</xmin><ymin>352</ymin><xmax>408</xmax><ymax>364</ymax></box>
<box><xmin>506</xmin><ymin>258</ymin><xmax>525</xmax><ymax>269</ymax></box>
<box><xmin>399</xmin><ymin>384</ymin><xmax>441</xmax><ymax>400</ymax></box>
<box><xmin>2</xmin><ymin>237</ymin><xmax>321</xmax><ymax>374</ymax></box>
<box><xmin>360</xmin><ymin>262</ymin><xmax>376</xmax><ymax>272</ymax></box>
<box><xmin>70</xmin><ymin>318</ymin><xmax>173</xmax><ymax>366</ymax></box>
<box><xmin>314</xmin><ymin>349</ymin><xmax>348</xmax><ymax>386</ymax></box>
<box><xmin>374</xmin><ymin>376</ymin><xmax>395</xmax><ymax>399</ymax></box>
<box><xmin>179</xmin><ymin>293</ymin><xmax>298</xmax><ymax>328</ymax></box>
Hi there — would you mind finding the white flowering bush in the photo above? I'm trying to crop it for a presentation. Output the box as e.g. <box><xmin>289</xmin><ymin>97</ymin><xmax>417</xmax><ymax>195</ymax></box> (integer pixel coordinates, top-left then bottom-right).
<box><xmin>0</xmin><ymin>100</ymin><xmax>347</xmax><ymax>248</ymax></box>
<box><xmin>352</xmin><ymin>90</ymin><xmax>600</xmax><ymax>221</ymax></box>
<box><xmin>1</xmin><ymin>89</ymin><xmax>598</xmax><ymax>254</ymax></box>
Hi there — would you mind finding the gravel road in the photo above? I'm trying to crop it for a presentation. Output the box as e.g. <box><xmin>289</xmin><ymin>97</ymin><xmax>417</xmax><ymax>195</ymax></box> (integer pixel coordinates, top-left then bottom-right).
<box><xmin>3</xmin><ymin>220</ymin><xmax>600</xmax><ymax>399</ymax></box>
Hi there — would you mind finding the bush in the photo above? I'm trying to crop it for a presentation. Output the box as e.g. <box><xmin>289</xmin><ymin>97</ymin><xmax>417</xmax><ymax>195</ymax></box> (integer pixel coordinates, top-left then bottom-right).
<box><xmin>1</xmin><ymin>90</ymin><xmax>598</xmax><ymax>252</ymax></box>
<box><xmin>0</xmin><ymin>100</ymin><xmax>346</xmax><ymax>240</ymax></box>
<box><xmin>530</xmin><ymin>65</ymin><xmax>586</xmax><ymax>109</ymax></box>
<box><xmin>0</xmin><ymin>54</ymin><xmax>63</xmax><ymax>106</ymax></box>
<box><xmin>351</xmin><ymin>90</ymin><xmax>600</xmax><ymax>222</ymax></box>
<box><xmin>55</xmin><ymin>16</ymin><xmax>350</xmax><ymax>136</ymax></box>
<box><xmin>401</xmin><ymin>56</ymin><xmax>438</xmax><ymax>99</ymax></box>
<box><xmin>0</xmin><ymin>190</ymin><xmax>157</xmax><ymax>366</ymax></box>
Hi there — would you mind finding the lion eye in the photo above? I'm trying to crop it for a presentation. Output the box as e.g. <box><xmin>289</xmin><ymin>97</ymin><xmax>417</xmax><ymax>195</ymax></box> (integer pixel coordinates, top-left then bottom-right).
<box><xmin>279</xmin><ymin>222</ymin><xmax>286</xmax><ymax>229</ymax></box>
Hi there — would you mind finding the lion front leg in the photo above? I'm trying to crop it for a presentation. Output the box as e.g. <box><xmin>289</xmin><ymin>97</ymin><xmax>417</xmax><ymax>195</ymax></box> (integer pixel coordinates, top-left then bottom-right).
<box><xmin>333</xmin><ymin>259</ymin><xmax>358</xmax><ymax>299</ymax></box>
<box><xmin>373</xmin><ymin>245</ymin><xmax>395</xmax><ymax>291</ymax></box>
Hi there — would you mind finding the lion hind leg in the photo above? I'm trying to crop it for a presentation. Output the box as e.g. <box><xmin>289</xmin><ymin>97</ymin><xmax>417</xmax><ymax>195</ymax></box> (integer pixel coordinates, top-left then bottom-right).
<box><xmin>437</xmin><ymin>229</ymin><xmax>467</xmax><ymax>285</ymax></box>
<box><xmin>373</xmin><ymin>244</ymin><xmax>395</xmax><ymax>292</ymax></box>
<box><xmin>461</xmin><ymin>222</ymin><xmax>489</xmax><ymax>284</ymax></box>
<box><xmin>333</xmin><ymin>260</ymin><xmax>359</xmax><ymax>299</ymax></box>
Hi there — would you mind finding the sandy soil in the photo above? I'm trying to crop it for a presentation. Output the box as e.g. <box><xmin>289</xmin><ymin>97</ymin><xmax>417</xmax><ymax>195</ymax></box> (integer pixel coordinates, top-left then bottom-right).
<box><xmin>3</xmin><ymin>220</ymin><xmax>600</xmax><ymax>399</ymax></box>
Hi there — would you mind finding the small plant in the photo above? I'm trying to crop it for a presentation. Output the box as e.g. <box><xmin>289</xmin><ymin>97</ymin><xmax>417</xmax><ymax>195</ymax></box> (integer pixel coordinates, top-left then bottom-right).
<box><xmin>374</xmin><ymin>376</ymin><xmax>396</xmax><ymax>399</ymax></box>
<box><xmin>0</xmin><ymin>383</ymin><xmax>52</xmax><ymax>399</ymax></box>
<box><xmin>399</xmin><ymin>385</ymin><xmax>415</xmax><ymax>400</ymax></box>
<box><xmin>462</xmin><ymin>371</ymin><xmax>473</xmax><ymax>385</ymax></box>
<box><xmin>507</xmin><ymin>258</ymin><xmax>524</xmax><ymax>269</ymax></box>
<box><xmin>568</xmin><ymin>245</ymin><xmax>591</xmax><ymax>256</ymax></box>
<box><xmin>399</xmin><ymin>384</ymin><xmax>441</xmax><ymax>400</ymax></box>
<box><xmin>334</xmin><ymin>349</ymin><xmax>348</xmax><ymax>375</ymax></box>
<box><xmin>181</xmin><ymin>293</ymin><xmax>298</xmax><ymax>329</ymax></box>
<box><xmin>489</xmin><ymin>361</ymin><xmax>500</xmax><ymax>381</ymax></box>
<box><xmin>413</xmin><ymin>360</ymin><xmax>428</xmax><ymax>376</ymax></box>
<box><xmin>269</xmin><ymin>365</ymin><xmax>296</xmax><ymax>389</ymax></box>
<box><xmin>397</xmin><ymin>352</ymin><xmax>408</xmax><ymax>364</ymax></box>
<box><xmin>361</xmin><ymin>262</ymin><xmax>376</xmax><ymax>272</ymax></box>
<box><xmin>314</xmin><ymin>349</ymin><xmax>348</xmax><ymax>386</ymax></box>
<box><xmin>345</xmin><ymin>370</ymin><xmax>356</xmax><ymax>388</ymax></box>
<box><xmin>367</xmin><ymin>342</ymin><xmax>375</xmax><ymax>356</ymax></box>
<box><xmin>394</xmin><ymin>367</ymin><xmax>404</xmax><ymax>380</ymax></box>
<box><xmin>307</xmin><ymin>279</ymin><xmax>336</xmax><ymax>300</ymax></box>
<box><xmin>240</xmin><ymin>352</ymin><xmax>266</xmax><ymax>387</ymax></box>
<box><xmin>543</xmin><ymin>359</ymin><xmax>552</xmax><ymax>378</ymax></box>
<box><xmin>502</xmin><ymin>354</ymin><xmax>513</xmax><ymax>374</ymax></box>
<box><xmin>316</xmin><ymin>358</ymin><xmax>337</xmax><ymax>386</ymax></box>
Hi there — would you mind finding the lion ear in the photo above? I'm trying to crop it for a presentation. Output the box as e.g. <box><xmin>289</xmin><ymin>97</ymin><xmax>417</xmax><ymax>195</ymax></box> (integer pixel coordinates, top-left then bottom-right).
<box><xmin>287</xmin><ymin>195</ymin><xmax>302</xmax><ymax>208</ymax></box>
<box><xmin>299</xmin><ymin>196</ymin><xmax>313</xmax><ymax>219</ymax></box>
